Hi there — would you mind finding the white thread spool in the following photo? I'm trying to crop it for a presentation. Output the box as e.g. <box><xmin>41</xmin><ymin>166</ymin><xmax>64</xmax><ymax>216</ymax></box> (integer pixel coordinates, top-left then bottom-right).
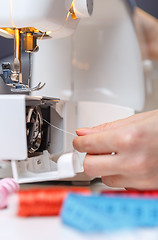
<box><xmin>73</xmin><ymin>0</ymin><xmax>93</xmax><ymax>18</ymax></box>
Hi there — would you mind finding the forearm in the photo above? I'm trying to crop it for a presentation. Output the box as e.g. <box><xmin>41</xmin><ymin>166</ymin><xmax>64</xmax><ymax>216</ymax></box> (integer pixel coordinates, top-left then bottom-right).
<box><xmin>134</xmin><ymin>7</ymin><xmax>158</xmax><ymax>60</ymax></box>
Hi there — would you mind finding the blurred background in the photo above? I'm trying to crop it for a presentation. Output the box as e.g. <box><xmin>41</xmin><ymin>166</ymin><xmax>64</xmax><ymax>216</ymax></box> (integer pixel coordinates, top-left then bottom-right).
<box><xmin>136</xmin><ymin>0</ymin><xmax>158</xmax><ymax>18</ymax></box>
<box><xmin>135</xmin><ymin>0</ymin><xmax>158</xmax><ymax>111</ymax></box>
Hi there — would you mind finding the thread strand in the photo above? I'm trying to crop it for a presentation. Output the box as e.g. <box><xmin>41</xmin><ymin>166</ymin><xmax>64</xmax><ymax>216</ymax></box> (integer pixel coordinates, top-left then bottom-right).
<box><xmin>43</xmin><ymin>119</ymin><xmax>76</xmax><ymax>137</ymax></box>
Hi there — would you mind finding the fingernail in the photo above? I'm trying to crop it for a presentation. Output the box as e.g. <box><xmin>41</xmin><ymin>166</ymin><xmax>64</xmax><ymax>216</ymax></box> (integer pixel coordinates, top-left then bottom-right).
<box><xmin>76</xmin><ymin>128</ymin><xmax>89</xmax><ymax>132</ymax></box>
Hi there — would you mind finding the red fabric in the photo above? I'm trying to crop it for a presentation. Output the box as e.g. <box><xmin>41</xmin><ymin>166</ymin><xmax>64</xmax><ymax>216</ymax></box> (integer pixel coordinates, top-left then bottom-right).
<box><xmin>101</xmin><ymin>190</ymin><xmax>158</xmax><ymax>198</ymax></box>
<box><xmin>17</xmin><ymin>187</ymin><xmax>90</xmax><ymax>217</ymax></box>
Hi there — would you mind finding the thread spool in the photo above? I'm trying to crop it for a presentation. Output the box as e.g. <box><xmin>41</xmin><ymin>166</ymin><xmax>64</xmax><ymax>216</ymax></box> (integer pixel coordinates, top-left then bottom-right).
<box><xmin>9</xmin><ymin>187</ymin><xmax>90</xmax><ymax>217</ymax></box>
<box><xmin>73</xmin><ymin>0</ymin><xmax>93</xmax><ymax>18</ymax></box>
<box><xmin>0</xmin><ymin>178</ymin><xmax>19</xmax><ymax>209</ymax></box>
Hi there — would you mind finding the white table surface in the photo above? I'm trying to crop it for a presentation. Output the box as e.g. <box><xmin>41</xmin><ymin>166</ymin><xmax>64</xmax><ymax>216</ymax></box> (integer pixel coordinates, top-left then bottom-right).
<box><xmin>1</xmin><ymin>181</ymin><xmax>158</xmax><ymax>240</ymax></box>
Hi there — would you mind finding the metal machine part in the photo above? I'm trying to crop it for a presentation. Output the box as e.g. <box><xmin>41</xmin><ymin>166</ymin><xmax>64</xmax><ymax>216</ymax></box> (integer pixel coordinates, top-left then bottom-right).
<box><xmin>25</xmin><ymin>96</ymin><xmax>61</xmax><ymax>156</ymax></box>
<box><xmin>0</xmin><ymin>0</ymin><xmax>93</xmax><ymax>93</ymax></box>
<box><xmin>0</xmin><ymin>61</ymin><xmax>46</xmax><ymax>92</ymax></box>
<box><xmin>26</xmin><ymin>106</ymin><xmax>43</xmax><ymax>154</ymax></box>
<box><xmin>0</xmin><ymin>28</ymin><xmax>47</xmax><ymax>92</ymax></box>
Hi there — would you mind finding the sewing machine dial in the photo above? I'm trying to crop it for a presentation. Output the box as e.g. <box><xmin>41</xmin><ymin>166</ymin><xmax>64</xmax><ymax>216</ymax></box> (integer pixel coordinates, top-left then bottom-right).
<box><xmin>26</xmin><ymin>106</ymin><xmax>43</xmax><ymax>154</ymax></box>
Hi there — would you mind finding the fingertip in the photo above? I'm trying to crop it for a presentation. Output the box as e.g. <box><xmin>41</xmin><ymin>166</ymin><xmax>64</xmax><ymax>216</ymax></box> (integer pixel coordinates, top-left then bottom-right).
<box><xmin>73</xmin><ymin>135</ymin><xmax>87</xmax><ymax>153</ymax></box>
<box><xmin>76</xmin><ymin>128</ymin><xmax>90</xmax><ymax>136</ymax></box>
<box><xmin>72</xmin><ymin>136</ymin><xmax>78</xmax><ymax>149</ymax></box>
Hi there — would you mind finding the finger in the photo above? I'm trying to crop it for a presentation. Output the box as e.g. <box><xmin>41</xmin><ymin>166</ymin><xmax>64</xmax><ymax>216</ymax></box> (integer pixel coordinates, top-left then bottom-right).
<box><xmin>76</xmin><ymin>128</ymin><xmax>91</xmax><ymax>136</ymax></box>
<box><xmin>76</xmin><ymin>111</ymin><xmax>155</xmax><ymax>136</ymax></box>
<box><xmin>102</xmin><ymin>175</ymin><xmax>155</xmax><ymax>189</ymax></box>
<box><xmin>83</xmin><ymin>154</ymin><xmax>122</xmax><ymax>178</ymax></box>
<box><xmin>76</xmin><ymin>120</ymin><xmax>127</xmax><ymax>136</ymax></box>
<box><xmin>73</xmin><ymin>131</ymin><xmax>117</xmax><ymax>154</ymax></box>
<box><xmin>101</xmin><ymin>175</ymin><xmax>128</xmax><ymax>188</ymax></box>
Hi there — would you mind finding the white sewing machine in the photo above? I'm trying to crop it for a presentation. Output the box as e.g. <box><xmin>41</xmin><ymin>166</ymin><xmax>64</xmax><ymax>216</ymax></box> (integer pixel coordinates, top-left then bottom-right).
<box><xmin>0</xmin><ymin>0</ymin><xmax>144</xmax><ymax>183</ymax></box>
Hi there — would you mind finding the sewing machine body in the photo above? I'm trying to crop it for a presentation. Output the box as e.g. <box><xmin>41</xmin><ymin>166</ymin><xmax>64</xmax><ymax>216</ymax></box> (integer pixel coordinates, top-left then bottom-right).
<box><xmin>0</xmin><ymin>94</ymin><xmax>133</xmax><ymax>183</ymax></box>
<box><xmin>32</xmin><ymin>0</ymin><xmax>145</xmax><ymax>112</ymax></box>
<box><xmin>0</xmin><ymin>0</ymin><xmax>146</xmax><ymax>183</ymax></box>
<box><xmin>0</xmin><ymin>0</ymin><xmax>79</xmax><ymax>39</ymax></box>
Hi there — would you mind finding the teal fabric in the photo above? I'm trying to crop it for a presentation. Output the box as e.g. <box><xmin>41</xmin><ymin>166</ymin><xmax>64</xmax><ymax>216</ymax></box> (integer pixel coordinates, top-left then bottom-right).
<box><xmin>61</xmin><ymin>193</ymin><xmax>158</xmax><ymax>232</ymax></box>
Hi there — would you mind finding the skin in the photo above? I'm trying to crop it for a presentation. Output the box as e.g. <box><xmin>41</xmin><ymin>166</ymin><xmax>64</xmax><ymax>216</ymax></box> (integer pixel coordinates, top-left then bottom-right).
<box><xmin>73</xmin><ymin>8</ymin><xmax>158</xmax><ymax>189</ymax></box>
<box><xmin>134</xmin><ymin>8</ymin><xmax>158</xmax><ymax>60</ymax></box>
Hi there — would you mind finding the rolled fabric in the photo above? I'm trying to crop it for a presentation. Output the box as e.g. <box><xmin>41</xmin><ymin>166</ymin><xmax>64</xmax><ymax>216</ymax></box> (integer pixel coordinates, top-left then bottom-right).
<box><xmin>0</xmin><ymin>178</ymin><xmax>19</xmax><ymax>209</ymax></box>
<box><xmin>9</xmin><ymin>187</ymin><xmax>90</xmax><ymax>217</ymax></box>
<box><xmin>61</xmin><ymin>193</ymin><xmax>158</xmax><ymax>232</ymax></box>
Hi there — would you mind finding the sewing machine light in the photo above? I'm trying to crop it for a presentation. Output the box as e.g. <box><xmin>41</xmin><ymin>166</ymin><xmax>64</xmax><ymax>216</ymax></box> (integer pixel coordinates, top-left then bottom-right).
<box><xmin>46</xmin><ymin>31</ymin><xmax>52</xmax><ymax>36</ymax></box>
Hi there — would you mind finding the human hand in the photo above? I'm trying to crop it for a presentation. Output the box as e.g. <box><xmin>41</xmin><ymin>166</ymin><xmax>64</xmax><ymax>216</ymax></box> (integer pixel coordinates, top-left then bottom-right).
<box><xmin>73</xmin><ymin>110</ymin><xmax>158</xmax><ymax>189</ymax></box>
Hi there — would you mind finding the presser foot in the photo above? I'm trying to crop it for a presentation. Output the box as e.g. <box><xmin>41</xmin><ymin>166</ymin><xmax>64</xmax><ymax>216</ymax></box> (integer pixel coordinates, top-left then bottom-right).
<box><xmin>0</xmin><ymin>62</ymin><xmax>45</xmax><ymax>93</ymax></box>
<box><xmin>10</xmin><ymin>82</ymin><xmax>46</xmax><ymax>93</ymax></box>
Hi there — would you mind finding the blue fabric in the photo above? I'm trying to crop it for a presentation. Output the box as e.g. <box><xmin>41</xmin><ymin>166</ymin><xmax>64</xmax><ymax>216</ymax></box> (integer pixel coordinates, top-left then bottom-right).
<box><xmin>61</xmin><ymin>194</ymin><xmax>158</xmax><ymax>233</ymax></box>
